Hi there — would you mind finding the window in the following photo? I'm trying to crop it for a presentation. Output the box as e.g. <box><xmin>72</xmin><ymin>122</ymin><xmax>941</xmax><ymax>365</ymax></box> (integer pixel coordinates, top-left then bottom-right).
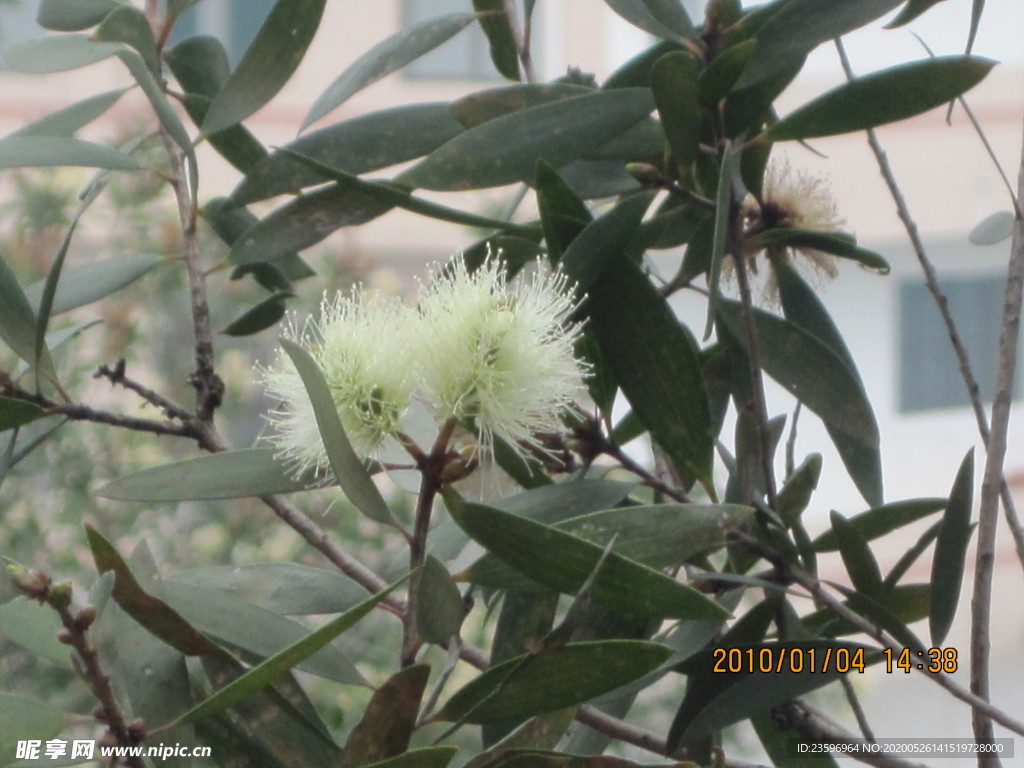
<box><xmin>898</xmin><ymin>275</ymin><xmax>1020</xmax><ymax>412</ymax></box>
<box><xmin>169</xmin><ymin>0</ymin><xmax>276</xmax><ymax>65</ymax></box>
<box><xmin>0</xmin><ymin>0</ymin><xmax>44</xmax><ymax>69</ymax></box>
<box><xmin>403</xmin><ymin>0</ymin><xmax>533</xmax><ymax>81</ymax></box>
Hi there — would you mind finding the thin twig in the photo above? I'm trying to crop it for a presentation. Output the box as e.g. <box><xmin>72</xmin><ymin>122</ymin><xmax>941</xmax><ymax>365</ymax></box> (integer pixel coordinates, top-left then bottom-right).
<box><xmin>94</xmin><ymin>360</ymin><xmax>193</xmax><ymax>421</ymax></box>
<box><xmin>841</xmin><ymin>675</ymin><xmax>876</xmax><ymax>744</ymax></box>
<box><xmin>601</xmin><ymin>440</ymin><xmax>692</xmax><ymax>502</ymax></box>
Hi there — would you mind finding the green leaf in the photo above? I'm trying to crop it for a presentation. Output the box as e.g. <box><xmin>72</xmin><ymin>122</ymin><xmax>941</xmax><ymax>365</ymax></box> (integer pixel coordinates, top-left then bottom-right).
<box><xmin>452</xmin><ymin>84</ymin><xmax>593</xmax><ymax>129</ymax></box>
<box><xmin>966</xmin><ymin>0</ymin><xmax>985</xmax><ymax>54</ymax></box>
<box><xmin>167</xmin><ymin>563</ymin><xmax>368</xmax><ymax>616</ymax></box>
<box><xmin>280</xmin><ymin>339</ymin><xmax>394</xmax><ymax>525</ymax></box>
<box><xmin>86</xmin><ymin>526</ymin><xmax>218</xmax><ymax>656</ymax></box>
<box><xmin>535</xmin><ymin>161</ymin><xmax>593</xmax><ymax>264</ymax></box>
<box><xmin>560</xmin><ymin>192</ymin><xmax>650</xmax><ymax>291</ymax></box>
<box><xmin>588</xmin><ymin>258</ymin><xmax>714</xmax><ymax>487</ymax></box>
<box><xmin>0</xmin><ymin>398</ymin><xmax>46</xmax><ymax>433</ymax></box>
<box><xmin>97</xmin><ymin>448</ymin><xmax>324</xmax><ymax>501</ymax></box>
<box><xmin>221</xmin><ymin>292</ymin><xmax>293</xmax><ymax>336</ymax></box>
<box><xmin>473</xmin><ymin>0</ymin><xmax>521</xmax><ymax>81</ymax></box>
<box><xmin>231</xmin><ymin>103</ymin><xmax>464</xmax><ymax>206</ymax></box>
<box><xmin>229</xmin><ymin>185</ymin><xmax>394</xmax><ymax>266</ymax></box>
<box><xmin>651</xmin><ymin>51</ymin><xmax>703</xmax><ymax>180</ymax></box>
<box><xmin>397</xmin><ymin>89</ymin><xmax>656</xmax><ymax>191</ymax></box>
<box><xmin>3</xmin><ymin>33</ymin><xmax>121</xmax><ymax>73</ymax></box>
<box><xmin>93</xmin><ymin>5</ymin><xmax>159</xmax><ymax>74</ymax></box>
<box><xmin>202</xmin><ymin>0</ymin><xmax>327</xmax><ymax>135</ymax></box>
<box><xmin>930</xmin><ymin>448</ymin><xmax>974</xmax><ymax>646</ymax></box>
<box><xmin>439</xmin><ymin>641</ymin><xmax>672</xmax><ymax>724</ymax></box>
<box><xmin>174</xmin><ymin>579</ymin><xmax>402</xmax><ymax>729</ymax></box>
<box><xmin>705</xmin><ymin>143</ymin><xmax>735</xmax><ymax>338</ymax></box>
<box><xmin>884</xmin><ymin>522</ymin><xmax>942</xmax><ymax>589</ymax></box>
<box><xmin>0</xmin><ymin>135</ymin><xmax>139</xmax><ymax>170</ymax></box>
<box><xmin>364</xmin><ymin>749</ymin><xmax>458</xmax><ymax>768</ymax></box>
<box><xmin>416</xmin><ymin>556</ymin><xmax>466</xmax><ymax>646</ymax></box>
<box><xmin>160</xmin><ymin>580</ymin><xmax>364</xmax><ymax>684</ymax></box>
<box><xmin>0</xmin><ymin>255</ymin><xmax>57</xmax><ymax>388</ymax></box>
<box><xmin>451</xmin><ymin>502</ymin><xmax>728</xmax><ymax>620</ymax></box>
<box><xmin>339</xmin><ymin>665</ymin><xmax>430</xmax><ymax>768</ymax></box>
<box><xmin>0</xmin><ymin>693</ymin><xmax>69</xmax><ymax>760</ymax></box>
<box><xmin>603</xmin><ymin>0</ymin><xmax>695</xmax><ymax>41</ymax></box>
<box><xmin>37</xmin><ymin>0</ymin><xmax>119</xmax><ymax>31</ymax></box>
<box><xmin>763</xmin><ymin>56</ymin><xmax>996</xmax><ymax>141</ymax></box>
<box><xmin>717</xmin><ymin>300</ymin><xmax>882</xmax><ymax>506</ymax></box>
<box><xmin>829</xmin><ymin>511</ymin><xmax>884</xmax><ymax>599</ymax></box>
<box><xmin>668</xmin><ymin>641</ymin><xmax>877</xmax><ymax>753</ymax></box>
<box><xmin>468</xmin><ymin>503</ymin><xmax>754</xmax><ymax>589</ymax></box>
<box><xmin>752</xmin><ymin>229</ymin><xmax>890</xmax><ymax>272</ymax></box>
<box><xmin>14</xmin><ymin>89</ymin><xmax>128</xmax><ymax>137</ymax></box>
<box><xmin>0</xmin><ymin>597</ymin><xmax>71</xmax><ymax>667</ymax></box>
<box><xmin>25</xmin><ymin>254</ymin><xmax>163</xmax><ymax>316</ymax></box>
<box><xmin>777</xmin><ymin>454</ymin><xmax>822</xmax><ymax>524</ymax></box>
<box><xmin>740</xmin><ymin>0</ymin><xmax>904</xmax><ymax>86</ymax></box>
<box><xmin>813</xmin><ymin>498</ymin><xmax>946</xmax><ymax>551</ymax></box>
<box><xmin>887</xmin><ymin>0</ymin><xmax>953</xmax><ymax>27</ymax></box>
<box><xmin>301</xmin><ymin>13</ymin><xmax>476</xmax><ymax>130</ymax></box>
<box><xmin>774</xmin><ymin>260</ymin><xmax>858</xmax><ymax>373</ymax></box>
<box><xmin>969</xmin><ymin>210</ymin><xmax>1015</xmax><ymax>246</ymax></box>
<box><xmin>699</xmin><ymin>39</ymin><xmax>757</xmax><ymax>106</ymax></box>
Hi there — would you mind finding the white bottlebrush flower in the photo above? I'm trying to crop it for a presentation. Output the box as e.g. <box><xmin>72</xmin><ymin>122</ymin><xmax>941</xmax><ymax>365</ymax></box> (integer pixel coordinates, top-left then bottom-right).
<box><xmin>414</xmin><ymin>255</ymin><xmax>587</xmax><ymax>461</ymax></box>
<box><xmin>740</xmin><ymin>159</ymin><xmax>847</xmax><ymax>290</ymax></box>
<box><xmin>261</xmin><ymin>290</ymin><xmax>414</xmax><ymax>477</ymax></box>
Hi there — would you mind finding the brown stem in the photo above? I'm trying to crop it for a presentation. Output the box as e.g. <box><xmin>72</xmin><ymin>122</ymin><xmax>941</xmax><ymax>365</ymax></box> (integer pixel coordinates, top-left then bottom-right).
<box><xmin>94</xmin><ymin>360</ymin><xmax>192</xmax><ymax>421</ymax></box>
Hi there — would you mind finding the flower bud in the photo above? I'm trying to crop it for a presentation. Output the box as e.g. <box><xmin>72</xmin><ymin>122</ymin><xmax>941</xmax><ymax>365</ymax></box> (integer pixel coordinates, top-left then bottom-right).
<box><xmin>47</xmin><ymin>581</ymin><xmax>73</xmax><ymax>611</ymax></box>
<box><xmin>75</xmin><ymin>606</ymin><xmax>98</xmax><ymax>631</ymax></box>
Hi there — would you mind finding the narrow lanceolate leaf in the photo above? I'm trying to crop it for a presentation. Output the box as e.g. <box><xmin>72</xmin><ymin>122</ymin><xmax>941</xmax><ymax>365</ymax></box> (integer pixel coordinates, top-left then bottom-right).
<box><xmin>560</xmin><ymin>192</ymin><xmax>651</xmax><ymax>290</ymax></box>
<box><xmin>0</xmin><ymin>398</ymin><xmax>46</xmax><ymax>433</ymax></box>
<box><xmin>588</xmin><ymin>258</ymin><xmax>714</xmax><ymax>488</ymax></box>
<box><xmin>37</xmin><ymin>0</ymin><xmax>118</xmax><ymax>31</ymax></box>
<box><xmin>93</xmin><ymin>5</ymin><xmax>160</xmax><ymax>75</ymax></box>
<box><xmin>451</xmin><ymin>502</ymin><xmax>728</xmax><ymax>620</ymax></box>
<box><xmin>535</xmin><ymin>160</ymin><xmax>592</xmax><ymax>264</ymax></box>
<box><xmin>930</xmin><ymin>448</ymin><xmax>974</xmax><ymax>646</ymax></box>
<box><xmin>0</xmin><ymin>136</ymin><xmax>138</xmax><ymax>170</ymax></box>
<box><xmin>221</xmin><ymin>292</ymin><xmax>293</xmax><ymax>336</ymax></box>
<box><xmin>651</xmin><ymin>51</ymin><xmax>703</xmax><ymax>178</ymax></box>
<box><xmin>473</xmin><ymin>0</ymin><xmax>521</xmax><ymax>81</ymax></box>
<box><xmin>25</xmin><ymin>254</ymin><xmax>164</xmax><ymax>316</ymax></box>
<box><xmin>438</xmin><ymin>641</ymin><xmax>672</xmax><ymax>724</ymax></box>
<box><xmin>2</xmin><ymin>34</ymin><xmax>121</xmax><ymax>73</ymax></box>
<box><xmin>15</xmin><ymin>89</ymin><xmax>127</xmax><ymax>137</ymax></box>
<box><xmin>0</xmin><ymin>255</ymin><xmax>57</xmax><ymax>387</ymax></box>
<box><xmin>812</xmin><ymin>498</ymin><xmax>946</xmax><ymax>552</ymax></box>
<box><xmin>717</xmin><ymin>300</ymin><xmax>882</xmax><ymax>507</ymax></box>
<box><xmin>829</xmin><ymin>511</ymin><xmax>884</xmax><ymax>599</ymax></box>
<box><xmin>203</xmin><ymin>0</ymin><xmax>328</xmax><ymax>135</ymax></box>
<box><xmin>363</xmin><ymin>748</ymin><xmax>458</xmax><ymax>768</ymax></box>
<box><xmin>339</xmin><ymin>665</ymin><xmax>430</xmax><ymax>768</ymax></box>
<box><xmin>301</xmin><ymin>13</ymin><xmax>476</xmax><ymax>130</ymax></box>
<box><xmin>416</xmin><ymin>556</ymin><xmax>466</xmax><ymax>646</ymax></box>
<box><xmin>603</xmin><ymin>0</ymin><xmax>695</xmax><ymax>41</ymax></box>
<box><xmin>86</xmin><ymin>526</ymin><xmax>217</xmax><ymax>656</ymax></box>
<box><xmin>751</xmin><ymin>229</ymin><xmax>890</xmax><ymax>272</ymax></box>
<box><xmin>280</xmin><ymin>339</ymin><xmax>393</xmax><ymax>525</ymax></box>
<box><xmin>705</xmin><ymin>143</ymin><xmax>735</xmax><ymax>339</ymax></box>
<box><xmin>887</xmin><ymin>0</ymin><xmax>953</xmax><ymax>27</ymax></box>
<box><xmin>97</xmin><ymin>448</ymin><xmax>325</xmax><ymax>501</ymax></box>
<box><xmin>174</xmin><ymin>579</ymin><xmax>404</xmax><ymax>728</ymax></box>
<box><xmin>397</xmin><ymin>89</ymin><xmax>656</xmax><ymax>191</ymax></box>
<box><xmin>762</xmin><ymin>56</ymin><xmax>996</xmax><ymax>141</ymax></box>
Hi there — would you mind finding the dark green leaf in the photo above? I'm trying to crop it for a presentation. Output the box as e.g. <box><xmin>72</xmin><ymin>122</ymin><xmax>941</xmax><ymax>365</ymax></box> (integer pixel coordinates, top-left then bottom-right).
<box><xmin>439</xmin><ymin>641</ymin><xmax>672</xmax><ymax>724</ymax></box>
<box><xmin>966</xmin><ymin>0</ymin><xmax>985</xmax><ymax>54</ymax></box>
<box><xmin>650</xmin><ymin>51</ymin><xmax>703</xmax><ymax>179</ymax></box>
<box><xmin>763</xmin><ymin>56</ymin><xmax>995</xmax><ymax>141</ymax></box>
<box><xmin>830</xmin><ymin>511</ymin><xmax>884</xmax><ymax>599</ymax></box>
<box><xmin>339</xmin><ymin>665</ymin><xmax>430</xmax><ymax>768</ymax></box>
<box><xmin>884</xmin><ymin>521</ymin><xmax>942</xmax><ymax>589</ymax></box>
<box><xmin>535</xmin><ymin>160</ymin><xmax>592</xmax><ymax>264</ymax></box>
<box><xmin>560</xmin><ymin>191</ymin><xmax>651</xmax><ymax>290</ymax></box>
<box><xmin>887</xmin><ymin>0</ymin><xmax>953</xmax><ymax>27</ymax></box>
<box><xmin>753</xmin><ymin>712</ymin><xmax>840</xmax><ymax>768</ymax></box>
<box><xmin>452</xmin><ymin>84</ymin><xmax>593</xmax><ymax>128</ymax></box>
<box><xmin>93</xmin><ymin>5</ymin><xmax>159</xmax><ymax>74</ymax></box>
<box><xmin>3</xmin><ymin>34</ymin><xmax>121</xmax><ymax>73</ymax></box>
<box><xmin>717</xmin><ymin>300</ymin><xmax>882</xmax><ymax>506</ymax></box>
<box><xmin>397</xmin><ymin>89</ymin><xmax>656</xmax><ymax>191</ymax></box>
<box><xmin>705</xmin><ymin>143</ymin><xmax>735</xmax><ymax>338</ymax></box>
<box><xmin>775</xmin><ymin>260</ymin><xmax>858</xmax><ymax>373</ymax></box>
<box><xmin>86</xmin><ymin>526</ymin><xmax>217</xmax><ymax>656</ymax></box>
<box><xmin>0</xmin><ymin>135</ymin><xmax>139</xmax><ymax>169</ymax></box>
<box><xmin>473</xmin><ymin>0</ymin><xmax>521</xmax><ymax>81</ymax></box>
<box><xmin>603</xmin><ymin>0</ymin><xmax>695</xmax><ymax>41</ymax></box>
<box><xmin>0</xmin><ymin>398</ymin><xmax>46</xmax><ymax>433</ymax></box>
<box><xmin>97</xmin><ymin>448</ymin><xmax>325</xmax><ymax>501</ymax></box>
<box><xmin>813</xmin><ymin>498</ymin><xmax>946</xmax><ymax>551</ymax></box>
<box><xmin>160</xmin><ymin>581</ymin><xmax>364</xmax><ymax>684</ymax></box>
<box><xmin>221</xmin><ymin>292</ymin><xmax>293</xmax><ymax>336</ymax></box>
<box><xmin>802</xmin><ymin>583</ymin><xmax>932</xmax><ymax>638</ymax></box>
<box><xmin>604</xmin><ymin>39</ymin><xmax>684</xmax><ymax>89</ymax></box>
<box><xmin>37</xmin><ymin>0</ymin><xmax>118</xmax><ymax>31</ymax></box>
<box><xmin>777</xmin><ymin>453</ymin><xmax>821</xmax><ymax>523</ymax></box>
<box><xmin>14</xmin><ymin>89</ymin><xmax>127</xmax><ymax>137</ymax></box>
<box><xmin>203</xmin><ymin>0</ymin><xmax>327</xmax><ymax>135</ymax></box>
<box><xmin>25</xmin><ymin>254</ymin><xmax>163</xmax><ymax>315</ymax></box>
<box><xmin>167</xmin><ymin>563</ymin><xmax>368</xmax><ymax>616</ymax></box>
<box><xmin>363</xmin><ymin>748</ymin><xmax>458</xmax><ymax>768</ymax></box>
<box><xmin>175</xmin><ymin>580</ymin><xmax>402</xmax><ymax>729</ymax></box>
<box><xmin>301</xmin><ymin>13</ymin><xmax>476</xmax><ymax>130</ymax></box>
<box><xmin>588</xmin><ymin>258</ymin><xmax>714</xmax><ymax>487</ymax></box>
<box><xmin>969</xmin><ymin>210</ymin><xmax>1015</xmax><ymax>246</ymax></box>
<box><xmin>930</xmin><ymin>448</ymin><xmax>974</xmax><ymax>646</ymax></box>
<box><xmin>229</xmin><ymin>184</ymin><xmax>394</xmax><ymax>266</ymax></box>
<box><xmin>752</xmin><ymin>229</ymin><xmax>890</xmax><ymax>272</ymax></box>
<box><xmin>416</xmin><ymin>556</ymin><xmax>465</xmax><ymax>646</ymax></box>
<box><xmin>231</xmin><ymin>103</ymin><xmax>464</xmax><ymax>206</ymax></box>
<box><xmin>451</xmin><ymin>502</ymin><xmax>728</xmax><ymax>620</ymax></box>
<box><xmin>699</xmin><ymin>39</ymin><xmax>757</xmax><ymax>106</ymax></box>
<box><xmin>280</xmin><ymin>339</ymin><xmax>394</xmax><ymax>525</ymax></box>
<box><xmin>0</xmin><ymin>255</ymin><xmax>57</xmax><ymax>387</ymax></box>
